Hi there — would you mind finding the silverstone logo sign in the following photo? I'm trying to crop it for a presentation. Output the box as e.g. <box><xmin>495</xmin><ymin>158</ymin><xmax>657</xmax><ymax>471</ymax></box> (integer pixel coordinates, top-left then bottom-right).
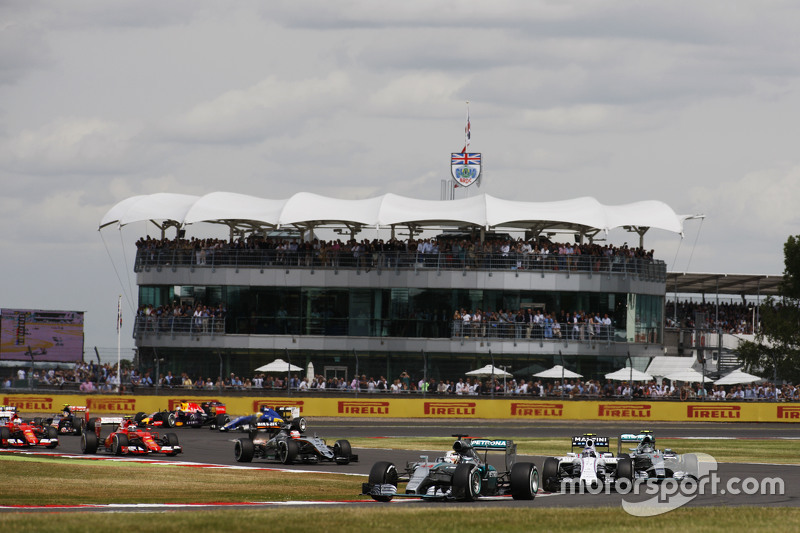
<box><xmin>510</xmin><ymin>402</ymin><xmax>563</xmax><ymax>417</ymax></box>
<box><xmin>423</xmin><ymin>401</ymin><xmax>476</xmax><ymax>416</ymax></box>
<box><xmin>338</xmin><ymin>401</ymin><xmax>389</xmax><ymax>415</ymax></box>
<box><xmin>86</xmin><ymin>398</ymin><xmax>137</xmax><ymax>413</ymax></box>
<box><xmin>598</xmin><ymin>403</ymin><xmax>651</xmax><ymax>418</ymax></box>
<box><xmin>2</xmin><ymin>396</ymin><xmax>53</xmax><ymax>411</ymax></box>
<box><xmin>687</xmin><ymin>405</ymin><xmax>741</xmax><ymax>419</ymax></box>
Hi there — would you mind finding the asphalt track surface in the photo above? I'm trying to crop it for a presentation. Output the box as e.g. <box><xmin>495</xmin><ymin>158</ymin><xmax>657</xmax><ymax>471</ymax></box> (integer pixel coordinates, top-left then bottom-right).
<box><xmin>4</xmin><ymin>419</ymin><xmax>800</xmax><ymax>511</ymax></box>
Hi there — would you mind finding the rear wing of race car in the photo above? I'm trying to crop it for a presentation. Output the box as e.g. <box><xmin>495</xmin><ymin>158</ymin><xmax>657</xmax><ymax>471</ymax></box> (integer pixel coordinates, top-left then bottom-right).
<box><xmin>463</xmin><ymin>438</ymin><xmax>517</xmax><ymax>472</ymax></box>
<box><xmin>618</xmin><ymin>431</ymin><xmax>655</xmax><ymax>455</ymax></box>
<box><xmin>275</xmin><ymin>406</ymin><xmax>300</xmax><ymax>420</ymax></box>
<box><xmin>571</xmin><ymin>434</ymin><xmax>610</xmax><ymax>453</ymax></box>
<box><xmin>0</xmin><ymin>409</ymin><xmax>18</xmax><ymax>423</ymax></box>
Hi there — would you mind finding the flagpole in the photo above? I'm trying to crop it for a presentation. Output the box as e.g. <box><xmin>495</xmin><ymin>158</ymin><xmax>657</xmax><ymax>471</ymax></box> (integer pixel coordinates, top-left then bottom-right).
<box><xmin>464</xmin><ymin>101</ymin><xmax>470</xmax><ymax>152</ymax></box>
<box><xmin>117</xmin><ymin>295</ymin><xmax>122</xmax><ymax>393</ymax></box>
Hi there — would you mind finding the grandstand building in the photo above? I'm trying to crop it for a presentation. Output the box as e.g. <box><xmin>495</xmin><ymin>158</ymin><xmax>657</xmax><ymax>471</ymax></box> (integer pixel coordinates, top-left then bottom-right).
<box><xmin>101</xmin><ymin>192</ymin><xmax>769</xmax><ymax>385</ymax></box>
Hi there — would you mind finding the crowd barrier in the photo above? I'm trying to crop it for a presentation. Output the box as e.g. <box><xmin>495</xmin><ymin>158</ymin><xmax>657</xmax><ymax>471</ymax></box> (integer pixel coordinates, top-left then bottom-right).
<box><xmin>3</xmin><ymin>394</ymin><xmax>799</xmax><ymax>423</ymax></box>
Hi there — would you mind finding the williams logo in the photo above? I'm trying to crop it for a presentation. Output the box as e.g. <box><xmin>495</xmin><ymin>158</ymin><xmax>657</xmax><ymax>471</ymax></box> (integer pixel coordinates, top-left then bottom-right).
<box><xmin>338</xmin><ymin>401</ymin><xmax>389</xmax><ymax>415</ymax></box>
<box><xmin>424</xmin><ymin>401</ymin><xmax>476</xmax><ymax>416</ymax></box>
<box><xmin>86</xmin><ymin>398</ymin><xmax>137</xmax><ymax>413</ymax></box>
<box><xmin>777</xmin><ymin>406</ymin><xmax>800</xmax><ymax>419</ymax></box>
<box><xmin>598</xmin><ymin>403</ymin><xmax>651</xmax><ymax>418</ymax></box>
<box><xmin>253</xmin><ymin>400</ymin><xmax>304</xmax><ymax>413</ymax></box>
<box><xmin>511</xmin><ymin>402</ymin><xmax>564</xmax><ymax>417</ymax></box>
<box><xmin>451</xmin><ymin>152</ymin><xmax>482</xmax><ymax>187</ymax></box>
<box><xmin>687</xmin><ymin>405</ymin><xmax>741</xmax><ymax>419</ymax></box>
<box><xmin>2</xmin><ymin>396</ymin><xmax>53</xmax><ymax>411</ymax></box>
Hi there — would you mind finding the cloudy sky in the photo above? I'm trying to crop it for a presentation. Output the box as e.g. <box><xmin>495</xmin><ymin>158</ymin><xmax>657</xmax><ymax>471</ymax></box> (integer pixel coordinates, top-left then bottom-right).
<box><xmin>1</xmin><ymin>1</ymin><xmax>797</xmax><ymax>359</ymax></box>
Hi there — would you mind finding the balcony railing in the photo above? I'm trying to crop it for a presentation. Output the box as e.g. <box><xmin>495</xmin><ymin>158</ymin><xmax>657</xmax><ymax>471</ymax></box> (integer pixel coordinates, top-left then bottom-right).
<box><xmin>134</xmin><ymin>248</ymin><xmax>666</xmax><ymax>281</ymax></box>
<box><xmin>133</xmin><ymin>315</ymin><xmax>660</xmax><ymax>344</ymax></box>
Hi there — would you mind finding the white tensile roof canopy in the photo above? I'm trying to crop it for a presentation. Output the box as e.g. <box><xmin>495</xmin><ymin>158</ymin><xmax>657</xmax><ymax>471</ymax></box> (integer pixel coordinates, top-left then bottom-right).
<box><xmin>99</xmin><ymin>192</ymin><xmax>699</xmax><ymax>245</ymax></box>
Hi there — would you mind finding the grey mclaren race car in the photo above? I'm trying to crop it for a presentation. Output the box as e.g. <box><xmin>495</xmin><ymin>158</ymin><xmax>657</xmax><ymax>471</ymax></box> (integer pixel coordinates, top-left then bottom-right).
<box><xmin>362</xmin><ymin>435</ymin><xmax>539</xmax><ymax>502</ymax></box>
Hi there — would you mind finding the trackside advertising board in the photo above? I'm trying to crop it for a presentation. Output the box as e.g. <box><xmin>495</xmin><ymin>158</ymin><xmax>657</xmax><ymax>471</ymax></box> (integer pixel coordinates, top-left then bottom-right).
<box><xmin>2</xmin><ymin>395</ymin><xmax>798</xmax><ymax>422</ymax></box>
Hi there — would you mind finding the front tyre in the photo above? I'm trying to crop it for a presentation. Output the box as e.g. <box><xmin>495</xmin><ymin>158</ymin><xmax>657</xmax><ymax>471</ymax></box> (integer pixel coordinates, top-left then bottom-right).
<box><xmin>333</xmin><ymin>440</ymin><xmax>352</xmax><ymax>465</ymax></box>
<box><xmin>235</xmin><ymin>439</ymin><xmax>255</xmax><ymax>462</ymax></box>
<box><xmin>453</xmin><ymin>463</ymin><xmax>481</xmax><ymax>501</ymax></box>
<box><xmin>111</xmin><ymin>433</ymin><xmax>129</xmax><ymax>455</ymax></box>
<box><xmin>277</xmin><ymin>438</ymin><xmax>299</xmax><ymax>464</ymax></box>
<box><xmin>510</xmin><ymin>462</ymin><xmax>539</xmax><ymax>500</ymax></box>
<box><xmin>367</xmin><ymin>461</ymin><xmax>398</xmax><ymax>502</ymax></box>
<box><xmin>542</xmin><ymin>457</ymin><xmax>560</xmax><ymax>492</ymax></box>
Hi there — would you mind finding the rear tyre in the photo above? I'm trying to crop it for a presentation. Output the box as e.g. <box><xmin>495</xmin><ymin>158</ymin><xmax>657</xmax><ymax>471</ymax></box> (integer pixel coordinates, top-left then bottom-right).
<box><xmin>235</xmin><ymin>438</ymin><xmax>255</xmax><ymax>462</ymax></box>
<box><xmin>71</xmin><ymin>416</ymin><xmax>84</xmax><ymax>436</ymax></box>
<box><xmin>86</xmin><ymin>418</ymin><xmax>100</xmax><ymax>432</ymax></box>
<box><xmin>81</xmin><ymin>431</ymin><xmax>98</xmax><ymax>454</ymax></box>
<box><xmin>367</xmin><ymin>461</ymin><xmax>398</xmax><ymax>502</ymax></box>
<box><xmin>542</xmin><ymin>457</ymin><xmax>560</xmax><ymax>492</ymax></box>
<box><xmin>111</xmin><ymin>433</ymin><xmax>129</xmax><ymax>455</ymax></box>
<box><xmin>166</xmin><ymin>413</ymin><xmax>176</xmax><ymax>428</ymax></box>
<box><xmin>510</xmin><ymin>462</ymin><xmax>539</xmax><ymax>500</ymax></box>
<box><xmin>333</xmin><ymin>440</ymin><xmax>352</xmax><ymax>465</ymax></box>
<box><xmin>277</xmin><ymin>438</ymin><xmax>299</xmax><ymax>464</ymax></box>
<box><xmin>453</xmin><ymin>463</ymin><xmax>481</xmax><ymax>501</ymax></box>
<box><xmin>134</xmin><ymin>412</ymin><xmax>146</xmax><ymax>424</ymax></box>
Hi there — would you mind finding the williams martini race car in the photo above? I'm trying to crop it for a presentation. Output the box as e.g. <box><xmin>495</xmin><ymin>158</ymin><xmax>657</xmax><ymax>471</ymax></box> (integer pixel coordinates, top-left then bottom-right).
<box><xmin>362</xmin><ymin>435</ymin><xmax>538</xmax><ymax>502</ymax></box>
<box><xmin>80</xmin><ymin>415</ymin><xmax>182</xmax><ymax>457</ymax></box>
<box><xmin>542</xmin><ymin>434</ymin><xmax>628</xmax><ymax>492</ymax></box>
<box><xmin>617</xmin><ymin>430</ymin><xmax>700</xmax><ymax>481</ymax></box>
<box><xmin>0</xmin><ymin>407</ymin><xmax>59</xmax><ymax>449</ymax></box>
<box><xmin>233</xmin><ymin>407</ymin><xmax>357</xmax><ymax>465</ymax></box>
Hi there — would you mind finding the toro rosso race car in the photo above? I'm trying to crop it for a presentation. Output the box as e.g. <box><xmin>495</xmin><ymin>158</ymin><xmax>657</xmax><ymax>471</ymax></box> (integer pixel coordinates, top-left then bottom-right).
<box><xmin>542</xmin><ymin>434</ymin><xmax>628</xmax><ymax>492</ymax></box>
<box><xmin>362</xmin><ymin>435</ymin><xmax>538</xmax><ymax>502</ymax></box>
<box><xmin>48</xmin><ymin>404</ymin><xmax>90</xmax><ymax>436</ymax></box>
<box><xmin>617</xmin><ymin>430</ymin><xmax>700</xmax><ymax>481</ymax></box>
<box><xmin>0</xmin><ymin>407</ymin><xmax>59</xmax><ymax>449</ymax></box>
<box><xmin>80</xmin><ymin>416</ymin><xmax>182</xmax><ymax>457</ymax></box>
<box><xmin>233</xmin><ymin>407</ymin><xmax>357</xmax><ymax>465</ymax></box>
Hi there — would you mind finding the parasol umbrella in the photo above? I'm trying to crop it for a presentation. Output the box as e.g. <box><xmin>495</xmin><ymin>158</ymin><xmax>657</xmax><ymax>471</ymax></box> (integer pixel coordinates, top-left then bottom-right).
<box><xmin>714</xmin><ymin>368</ymin><xmax>763</xmax><ymax>386</ymax></box>
<box><xmin>605</xmin><ymin>367</ymin><xmax>653</xmax><ymax>382</ymax></box>
<box><xmin>666</xmin><ymin>369</ymin><xmax>714</xmax><ymax>383</ymax></box>
<box><xmin>255</xmin><ymin>358</ymin><xmax>303</xmax><ymax>373</ymax></box>
<box><xmin>466</xmin><ymin>364</ymin><xmax>512</xmax><ymax>378</ymax></box>
<box><xmin>534</xmin><ymin>364</ymin><xmax>582</xmax><ymax>379</ymax></box>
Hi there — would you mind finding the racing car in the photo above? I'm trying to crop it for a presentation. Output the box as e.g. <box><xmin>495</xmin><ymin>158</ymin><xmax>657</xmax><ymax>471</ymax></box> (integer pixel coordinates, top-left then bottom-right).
<box><xmin>47</xmin><ymin>404</ymin><xmax>90</xmax><ymax>436</ymax></box>
<box><xmin>362</xmin><ymin>435</ymin><xmax>539</xmax><ymax>502</ymax></box>
<box><xmin>220</xmin><ymin>405</ymin><xmax>303</xmax><ymax>433</ymax></box>
<box><xmin>134</xmin><ymin>410</ymin><xmax>177</xmax><ymax>428</ymax></box>
<box><xmin>617</xmin><ymin>430</ymin><xmax>699</xmax><ymax>481</ymax></box>
<box><xmin>0</xmin><ymin>408</ymin><xmax>59</xmax><ymax>449</ymax></box>
<box><xmin>80</xmin><ymin>415</ymin><xmax>182</xmax><ymax>457</ymax></box>
<box><xmin>173</xmin><ymin>401</ymin><xmax>229</xmax><ymax>429</ymax></box>
<box><xmin>542</xmin><ymin>434</ymin><xmax>627</xmax><ymax>492</ymax></box>
<box><xmin>233</xmin><ymin>407</ymin><xmax>356</xmax><ymax>465</ymax></box>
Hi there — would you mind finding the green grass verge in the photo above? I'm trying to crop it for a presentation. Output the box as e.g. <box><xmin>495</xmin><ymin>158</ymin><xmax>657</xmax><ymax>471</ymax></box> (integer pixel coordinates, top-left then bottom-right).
<box><xmin>2</xmin><ymin>507</ymin><xmax>799</xmax><ymax>533</ymax></box>
<box><xmin>0</xmin><ymin>453</ymin><xmax>363</xmax><ymax>505</ymax></box>
<box><xmin>343</xmin><ymin>436</ymin><xmax>800</xmax><ymax>463</ymax></box>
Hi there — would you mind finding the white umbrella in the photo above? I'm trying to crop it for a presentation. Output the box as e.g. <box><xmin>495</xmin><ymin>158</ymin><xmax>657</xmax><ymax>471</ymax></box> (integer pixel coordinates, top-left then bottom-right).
<box><xmin>605</xmin><ymin>367</ymin><xmax>653</xmax><ymax>382</ymax></box>
<box><xmin>466</xmin><ymin>364</ymin><xmax>512</xmax><ymax>378</ymax></box>
<box><xmin>715</xmin><ymin>368</ymin><xmax>763</xmax><ymax>386</ymax></box>
<box><xmin>306</xmin><ymin>361</ymin><xmax>315</xmax><ymax>383</ymax></box>
<box><xmin>534</xmin><ymin>365</ymin><xmax>583</xmax><ymax>379</ymax></box>
<box><xmin>666</xmin><ymin>369</ymin><xmax>714</xmax><ymax>383</ymax></box>
<box><xmin>255</xmin><ymin>358</ymin><xmax>303</xmax><ymax>373</ymax></box>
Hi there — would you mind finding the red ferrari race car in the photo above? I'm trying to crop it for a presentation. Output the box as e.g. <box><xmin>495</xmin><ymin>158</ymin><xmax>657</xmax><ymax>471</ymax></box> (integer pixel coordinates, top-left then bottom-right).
<box><xmin>80</xmin><ymin>416</ymin><xmax>182</xmax><ymax>457</ymax></box>
<box><xmin>0</xmin><ymin>408</ymin><xmax>59</xmax><ymax>449</ymax></box>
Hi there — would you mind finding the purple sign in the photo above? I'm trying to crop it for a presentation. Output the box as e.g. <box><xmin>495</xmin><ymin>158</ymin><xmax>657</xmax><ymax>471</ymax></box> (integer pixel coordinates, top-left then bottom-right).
<box><xmin>1</xmin><ymin>309</ymin><xmax>84</xmax><ymax>362</ymax></box>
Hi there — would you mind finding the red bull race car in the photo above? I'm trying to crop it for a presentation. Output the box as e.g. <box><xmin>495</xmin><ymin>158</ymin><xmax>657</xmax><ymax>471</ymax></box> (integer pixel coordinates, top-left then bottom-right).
<box><xmin>80</xmin><ymin>415</ymin><xmax>182</xmax><ymax>457</ymax></box>
<box><xmin>0</xmin><ymin>406</ymin><xmax>59</xmax><ymax>449</ymax></box>
<box><xmin>135</xmin><ymin>401</ymin><xmax>229</xmax><ymax>429</ymax></box>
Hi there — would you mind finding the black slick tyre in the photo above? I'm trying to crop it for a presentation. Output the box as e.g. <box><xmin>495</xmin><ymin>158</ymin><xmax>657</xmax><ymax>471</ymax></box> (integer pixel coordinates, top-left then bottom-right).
<box><xmin>542</xmin><ymin>457</ymin><xmax>560</xmax><ymax>492</ymax></box>
<box><xmin>235</xmin><ymin>439</ymin><xmax>255</xmax><ymax>462</ymax></box>
<box><xmin>510</xmin><ymin>462</ymin><xmax>539</xmax><ymax>500</ymax></box>
<box><xmin>367</xmin><ymin>461</ymin><xmax>398</xmax><ymax>502</ymax></box>
<box><xmin>453</xmin><ymin>463</ymin><xmax>481</xmax><ymax>501</ymax></box>
<box><xmin>278</xmin><ymin>438</ymin><xmax>299</xmax><ymax>464</ymax></box>
<box><xmin>333</xmin><ymin>440</ymin><xmax>352</xmax><ymax>465</ymax></box>
<box><xmin>81</xmin><ymin>431</ymin><xmax>98</xmax><ymax>454</ymax></box>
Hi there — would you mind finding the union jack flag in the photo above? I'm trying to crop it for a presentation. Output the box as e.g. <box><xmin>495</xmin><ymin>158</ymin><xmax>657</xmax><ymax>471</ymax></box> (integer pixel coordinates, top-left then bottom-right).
<box><xmin>451</xmin><ymin>153</ymin><xmax>481</xmax><ymax>165</ymax></box>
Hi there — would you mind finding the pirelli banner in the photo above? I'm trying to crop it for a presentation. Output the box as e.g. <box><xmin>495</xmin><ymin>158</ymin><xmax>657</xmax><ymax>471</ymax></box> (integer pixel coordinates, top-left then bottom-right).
<box><xmin>3</xmin><ymin>394</ymin><xmax>800</xmax><ymax>423</ymax></box>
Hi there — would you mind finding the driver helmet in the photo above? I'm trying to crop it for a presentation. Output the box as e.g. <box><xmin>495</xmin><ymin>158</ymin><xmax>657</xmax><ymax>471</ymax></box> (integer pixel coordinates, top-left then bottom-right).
<box><xmin>639</xmin><ymin>436</ymin><xmax>654</xmax><ymax>453</ymax></box>
<box><xmin>444</xmin><ymin>451</ymin><xmax>459</xmax><ymax>464</ymax></box>
<box><xmin>180</xmin><ymin>402</ymin><xmax>189</xmax><ymax>411</ymax></box>
<box><xmin>290</xmin><ymin>430</ymin><xmax>300</xmax><ymax>438</ymax></box>
<box><xmin>260</xmin><ymin>405</ymin><xmax>270</xmax><ymax>414</ymax></box>
<box><xmin>581</xmin><ymin>447</ymin><xmax>596</xmax><ymax>458</ymax></box>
